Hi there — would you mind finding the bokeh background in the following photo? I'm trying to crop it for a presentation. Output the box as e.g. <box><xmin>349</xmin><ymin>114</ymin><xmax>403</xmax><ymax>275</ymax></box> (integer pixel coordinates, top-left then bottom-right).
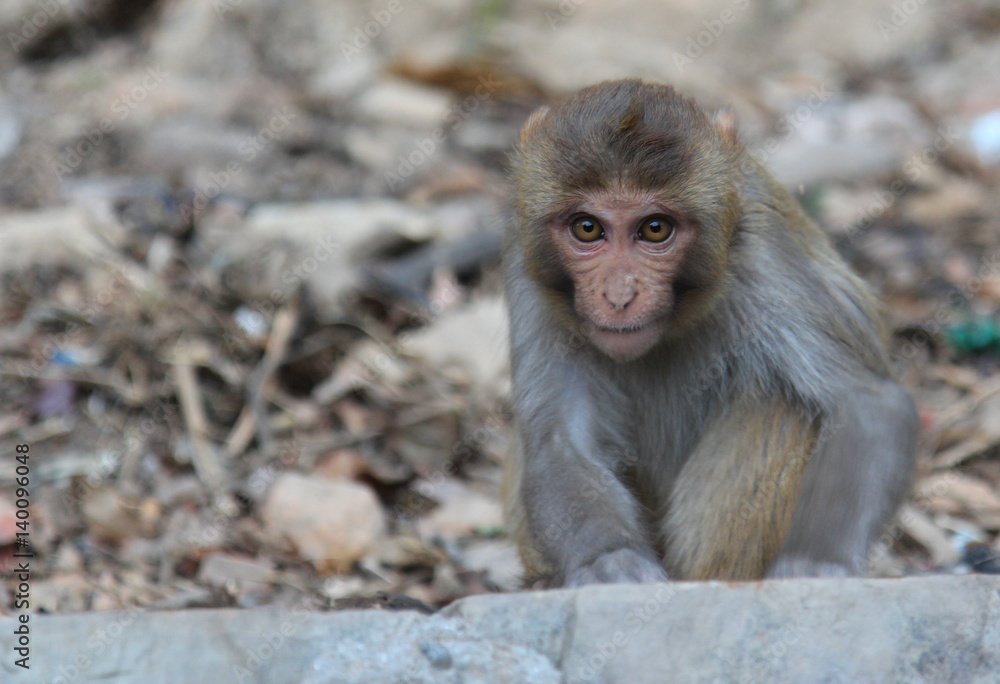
<box><xmin>1</xmin><ymin>0</ymin><xmax>999</xmax><ymax>615</ymax></box>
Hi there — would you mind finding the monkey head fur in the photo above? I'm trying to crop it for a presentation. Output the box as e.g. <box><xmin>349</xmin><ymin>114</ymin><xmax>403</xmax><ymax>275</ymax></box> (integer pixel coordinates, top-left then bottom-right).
<box><xmin>511</xmin><ymin>80</ymin><xmax>743</xmax><ymax>360</ymax></box>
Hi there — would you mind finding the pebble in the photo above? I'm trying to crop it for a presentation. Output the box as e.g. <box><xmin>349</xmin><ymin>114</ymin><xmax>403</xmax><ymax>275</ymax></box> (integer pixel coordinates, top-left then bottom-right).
<box><xmin>263</xmin><ymin>473</ymin><xmax>386</xmax><ymax>574</ymax></box>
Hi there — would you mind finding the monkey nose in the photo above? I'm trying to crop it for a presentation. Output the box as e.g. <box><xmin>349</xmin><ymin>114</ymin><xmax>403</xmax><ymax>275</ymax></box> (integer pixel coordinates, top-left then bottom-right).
<box><xmin>604</xmin><ymin>286</ymin><xmax>637</xmax><ymax>310</ymax></box>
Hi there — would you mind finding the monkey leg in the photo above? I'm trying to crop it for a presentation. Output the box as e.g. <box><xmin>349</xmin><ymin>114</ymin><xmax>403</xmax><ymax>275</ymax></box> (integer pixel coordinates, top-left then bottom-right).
<box><xmin>663</xmin><ymin>398</ymin><xmax>818</xmax><ymax>581</ymax></box>
<box><xmin>766</xmin><ymin>378</ymin><xmax>917</xmax><ymax>578</ymax></box>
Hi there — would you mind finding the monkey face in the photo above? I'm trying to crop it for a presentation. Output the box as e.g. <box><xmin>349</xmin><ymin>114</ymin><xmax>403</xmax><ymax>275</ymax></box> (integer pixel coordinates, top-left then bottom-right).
<box><xmin>550</xmin><ymin>189</ymin><xmax>698</xmax><ymax>361</ymax></box>
<box><xmin>512</xmin><ymin>80</ymin><xmax>743</xmax><ymax>357</ymax></box>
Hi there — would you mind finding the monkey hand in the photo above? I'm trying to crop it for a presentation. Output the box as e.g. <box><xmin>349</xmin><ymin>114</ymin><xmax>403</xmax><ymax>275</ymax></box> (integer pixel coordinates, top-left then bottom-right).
<box><xmin>766</xmin><ymin>555</ymin><xmax>854</xmax><ymax>579</ymax></box>
<box><xmin>565</xmin><ymin>548</ymin><xmax>669</xmax><ymax>587</ymax></box>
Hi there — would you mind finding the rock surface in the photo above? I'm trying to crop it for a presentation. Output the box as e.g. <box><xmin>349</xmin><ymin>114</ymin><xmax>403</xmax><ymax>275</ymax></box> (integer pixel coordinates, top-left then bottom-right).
<box><xmin>2</xmin><ymin>575</ymin><xmax>998</xmax><ymax>683</ymax></box>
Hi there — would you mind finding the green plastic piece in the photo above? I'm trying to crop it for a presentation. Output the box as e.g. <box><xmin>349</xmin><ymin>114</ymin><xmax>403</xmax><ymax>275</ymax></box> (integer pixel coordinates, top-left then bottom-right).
<box><xmin>947</xmin><ymin>315</ymin><xmax>1000</xmax><ymax>353</ymax></box>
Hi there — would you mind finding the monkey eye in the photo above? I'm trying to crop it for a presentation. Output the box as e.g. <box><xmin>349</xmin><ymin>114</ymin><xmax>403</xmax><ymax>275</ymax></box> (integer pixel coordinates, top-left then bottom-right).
<box><xmin>571</xmin><ymin>216</ymin><xmax>604</xmax><ymax>242</ymax></box>
<box><xmin>639</xmin><ymin>216</ymin><xmax>675</xmax><ymax>243</ymax></box>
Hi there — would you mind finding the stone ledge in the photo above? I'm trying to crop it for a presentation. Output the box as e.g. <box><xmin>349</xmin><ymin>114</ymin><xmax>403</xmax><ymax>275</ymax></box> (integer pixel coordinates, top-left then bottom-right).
<box><xmin>1</xmin><ymin>575</ymin><xmax>998</xmax><ymax>683</ymax></box>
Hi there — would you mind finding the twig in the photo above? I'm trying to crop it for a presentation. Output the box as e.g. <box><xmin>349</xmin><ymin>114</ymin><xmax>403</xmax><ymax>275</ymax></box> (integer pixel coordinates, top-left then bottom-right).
<box><xmin>898</xmin><ymin>504</ymin><xmax>961</xmax><ymax>567</ymax></box>
<box><xmin>222</xmin><ymin>406</ymin><xmax>257</xmax><ymax>460</ymax></box>
<box><xmin>170</xmin><ymin>347</ymin><xmax>228</xmax><ymax>501</ymax></box>
<box><xmin>932</xmin><ymin>435</ymin><xmax>999</xmax><ymax>470</ymax></box>
<box><xmin>931</xmin><ymin>375</ymin><xmax>1000</xmax><ymax>469</ymax></box>
<box><xmin>229</xmin><ymin>297</ymin><xmax>300</xmax><ymax>459</ymax></box>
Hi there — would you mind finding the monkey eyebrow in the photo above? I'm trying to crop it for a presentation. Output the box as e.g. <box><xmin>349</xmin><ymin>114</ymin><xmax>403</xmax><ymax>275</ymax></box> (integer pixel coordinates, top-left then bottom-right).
<box><xmin>545</xmin><ymin>205</ymin><xmax>592</xmax><ymax>225</ymax></box>
<box><xmin>588</xmin><ymin>188</ymin><xmax>689</xmax><ymax>214</ymax></box>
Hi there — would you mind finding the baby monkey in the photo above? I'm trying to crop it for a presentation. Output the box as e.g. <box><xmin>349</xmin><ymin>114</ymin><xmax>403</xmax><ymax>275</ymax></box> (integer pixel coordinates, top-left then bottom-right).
<box><xmin>503</xmin><ymin>80</ymin><xmax>917</xmax><ymax>586</ymax></box>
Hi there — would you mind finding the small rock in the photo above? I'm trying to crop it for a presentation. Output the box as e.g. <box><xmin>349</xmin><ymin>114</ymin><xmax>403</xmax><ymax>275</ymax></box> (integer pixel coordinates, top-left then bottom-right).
<box><xmin>307</xmin><ymin>53</ymin><xmax>379</xmax><ymax>102</ymax></box>
<box><xmin>420</xmin><ymin>640</ymin><xmax>453</xmax><ymax>669</ymax></box>
<box><xmin>764</xmin><ymin>95</ymin><xmax>932</xmax><ymax>187</ymax></box>
<box><xmin>244</xmin><ymin>199</ymin><xmax>437</xmax><ymax>252</ymax></box>
<box><xmin>353</xmin><ymin>78</ymin><xmax>454</xmax><ymax>129</ymax></box>
<box><xmin>342</xmin><ymin>125</ymin><xmax>414</xmax><ymax>170</ymax></box>
<box><xmin>0</xmin><ymin>494</ymin><xmax>18</xmax><ymax>546</ymax></box>
<box><xmin>319</xmin><ymin>576</ymin><xmax>369</xmax><ymax>601</ymax></box>
<box><xmin>263</xmin><ymin>473</ymin><xmax>386</xmax><ymax>574</ymax></box>
<box><xmin>52</xmin><ymin>543</ymin><xmax>85</xmax><ymax>573</ymax></box>
<box><xmin>197</xmin><ymin>552</ymin><xmax>277</xmax><ymax>587</ymax></box>
<box><xmin>222</xmin><ymin>199</ymin><xmax>441</xmax><ymax>322</ymax></box>
<box><xmin>401</xmin><ymin>297</ymin><xmax>509</xmax><ymax>391</ymax></box>
<box><xmin>453</xmin><ymin>119</ymin><xmax>518</xmax><ymax>154</ymax></box>
<box><xmin>0</xmin><ymin>206</ymin><xmax>119</xmax><ymax>273</ymax></box>
<box><xmin>314</xmin><ymin>449</ymin><xmax>368</xmax><ymax>480</ymax></box>
<box><xmin>148</xmin><ymin>0</ymin><xmax>257</xmax><ymax>79</ymax></box>
<box><xmin>33</xmin><ymin>573</ymin><xmax>92</xmax><ymax>613</ymax></box>
<box><xmin>82</xmin><ymin>488</ymin><xmax>160</xmax><ymax>542</ymax></box>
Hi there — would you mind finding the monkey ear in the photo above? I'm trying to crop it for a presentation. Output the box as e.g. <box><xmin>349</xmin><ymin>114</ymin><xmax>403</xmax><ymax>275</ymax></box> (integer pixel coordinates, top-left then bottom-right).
<box><xmin>713</xmin><ymin>108</ymin><xmax>739</xmax><ymax>145</ymax></box>
<box><xmin>519</xmin><ymin>106</ymin><xmax>551</xmax><ymax>145</ymax></box>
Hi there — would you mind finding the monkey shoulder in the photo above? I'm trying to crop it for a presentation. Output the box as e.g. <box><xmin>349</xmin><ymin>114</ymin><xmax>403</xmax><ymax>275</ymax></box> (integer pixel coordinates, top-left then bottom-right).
<box><xmin>721</xmin><ymin>233</ymin><xmax>892</xmax><ymax>404</ymax></box>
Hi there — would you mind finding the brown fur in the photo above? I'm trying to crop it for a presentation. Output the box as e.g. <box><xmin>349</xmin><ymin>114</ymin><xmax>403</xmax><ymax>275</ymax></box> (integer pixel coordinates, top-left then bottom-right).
<box><xmin>663</xmin><ymin>399</ymin><xmax>817</xmax><ymax>580</ymax></box>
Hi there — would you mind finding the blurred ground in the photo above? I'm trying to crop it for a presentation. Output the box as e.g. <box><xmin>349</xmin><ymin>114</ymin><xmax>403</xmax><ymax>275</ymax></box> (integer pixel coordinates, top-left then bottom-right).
<box><xmin>1</xmin><ymin>0</ymin><xmax>999</xmax><ymax>616</ymax></box>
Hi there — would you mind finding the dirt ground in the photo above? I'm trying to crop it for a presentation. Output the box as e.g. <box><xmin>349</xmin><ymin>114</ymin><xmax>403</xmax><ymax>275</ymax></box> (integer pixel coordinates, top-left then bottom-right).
<box><xmin>1</xmin><ymin>0</ymin><xmax>999</xmax><ymax>617</ymax></box>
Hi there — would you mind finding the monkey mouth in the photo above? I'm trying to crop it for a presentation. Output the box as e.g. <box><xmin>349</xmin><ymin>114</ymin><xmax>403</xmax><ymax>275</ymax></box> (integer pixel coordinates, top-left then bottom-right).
<box><xmin>586</xmin><ymin>321</ymin><xmax>662</xmax><ymax>361</ymax></box>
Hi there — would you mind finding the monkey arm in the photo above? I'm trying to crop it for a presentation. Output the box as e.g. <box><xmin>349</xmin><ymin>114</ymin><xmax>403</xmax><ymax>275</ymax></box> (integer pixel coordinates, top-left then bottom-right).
<box><xmin>767</xmin><ymin>376</ymin><xmax>918</xmax><ymax>577</ymax></box>
<box><xmin>515</xmin><ymin>382</ymin><xmax>668</xmax><ymax>587</ymax></box>
<box><xmin>504</xmin><ymin>251</ymin><xmax>667</xmax><ymax>586</ymax></box>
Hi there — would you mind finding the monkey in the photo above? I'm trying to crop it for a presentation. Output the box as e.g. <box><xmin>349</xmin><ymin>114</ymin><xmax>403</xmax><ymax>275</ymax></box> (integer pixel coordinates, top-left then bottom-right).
<box><xmin>501</xmin><ymin>79</ymin><xmax>918</xmax><ymax>587</ymax></box>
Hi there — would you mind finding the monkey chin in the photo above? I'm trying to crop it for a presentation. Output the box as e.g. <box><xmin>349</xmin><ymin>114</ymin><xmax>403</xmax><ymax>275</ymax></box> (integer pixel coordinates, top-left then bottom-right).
<box><xmin>585</xmin><ymin>323</ymin><xmax>664</xmax><ymax>362</ymax></box>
